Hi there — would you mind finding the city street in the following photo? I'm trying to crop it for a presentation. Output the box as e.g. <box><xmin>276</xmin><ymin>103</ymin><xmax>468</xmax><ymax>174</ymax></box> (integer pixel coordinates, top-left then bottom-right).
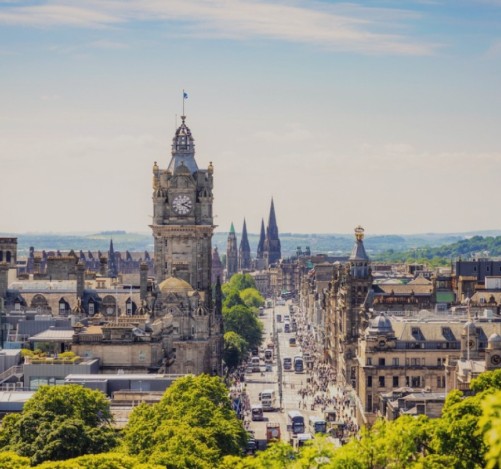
<box><xmin>243</xmin><ymin>301</ymin><xmax>334</xmax><ymax>448</ymax></box>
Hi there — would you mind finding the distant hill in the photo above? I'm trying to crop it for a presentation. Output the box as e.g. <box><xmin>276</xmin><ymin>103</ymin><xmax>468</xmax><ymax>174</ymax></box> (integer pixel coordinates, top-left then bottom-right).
<box><xmin>3</xmin><ymin>230</ymin><xmax>501</xmax><ymax>260</ymax></box>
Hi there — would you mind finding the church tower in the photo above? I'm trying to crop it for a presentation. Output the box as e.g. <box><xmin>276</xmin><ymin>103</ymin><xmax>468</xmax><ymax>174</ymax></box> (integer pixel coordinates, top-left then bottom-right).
<box><xmin>226</xmin><ymin>222</ymin><xmax>238</xmax><ymax>280</ymax></box>
<box><xmin>151</xmin><ymin>116</ymin><xmax>214</xmax><ymax>299</ymax></box>
<box><xmin>239</xmin><ymin>219</ymin><xmax>251</xmax><ymax>271</ymax></box>
<box><xmin>263</xmin><ymin>198</ymin><xmax>281</xmax><ymax>266</ymax></box>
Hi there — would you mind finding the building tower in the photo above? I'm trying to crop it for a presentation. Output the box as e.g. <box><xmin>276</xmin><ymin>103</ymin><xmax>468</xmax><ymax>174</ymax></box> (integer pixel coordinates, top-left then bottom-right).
<box><xmin>263</xmin><ymin>198</ymin><xmax>281</xmax><ymax>266</ymax></box>
<box><xmin>226</xmin><ymin>222</ymin><xmax>238</xmax><ymax>280</ymax></box>
<box><xmin>150</xmin><ymin>115</ymin><xmax>222</xmax><ymax>375</ymax></box>
<box><xmin>256</xmin><ymin>219</ymin><xmax>265</xmax><ymax>260</ymax></box>
<box><xmin>239</xmin><ymin>219</ymin><xmax>252</xmax><ymax>271</ymax></box>
<box><xmin>107</xmin><ymin>239</ymin><xmax>118</xmax><ymax>278</ymax></box>
<box><xmin>151</xmin><ymin>115</ymin><xmax>214</xmax><ymax>297</ymax></box>
<box><xmin>331</xmin><ymin>226</ymin><xmax>372</xmax><ymax>389</ymax></box>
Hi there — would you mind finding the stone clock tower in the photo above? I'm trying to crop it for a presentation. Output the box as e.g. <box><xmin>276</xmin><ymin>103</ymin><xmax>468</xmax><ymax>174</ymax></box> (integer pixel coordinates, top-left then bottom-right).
<box><xmin>151</xmin><ymin>116</ymin><xmax>214</xmax><ymax>299</ymax></box>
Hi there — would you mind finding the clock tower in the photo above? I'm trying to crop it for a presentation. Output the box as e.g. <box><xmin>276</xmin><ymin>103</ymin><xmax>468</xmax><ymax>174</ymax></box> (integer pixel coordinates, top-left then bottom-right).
<box><xmin>151</xmin><ymin>116</ymin><xmax>214</xmax><ymax>296</ymax></box>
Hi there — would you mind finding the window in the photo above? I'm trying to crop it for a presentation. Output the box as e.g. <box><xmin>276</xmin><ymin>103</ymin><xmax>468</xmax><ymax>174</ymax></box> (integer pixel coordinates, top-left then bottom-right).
<box><xmin>379</xmin><ymin>358</ymin><xmax>386</xmax><ymax>366</ymax></box>
<box><xmin>392</xmin><ymin>357</ymin><xmax>399</xmax><ymax>366</ymax></box>
<box><xmin>367</xmin><ymin>376</ymin><xmax>372</xmax><ymax>388</ymax></box>
<box><xmin>411</xmin><ymin>376</ymin><xmax>421</xmax><ymax>387</ymax></box>
<box><xmin>367</xmin><ymin>357</ymin><xmax>372</xmax><ymax>366</ymax></box>
<box><xmin>378</xmin><ymin>376</ymin><xmax>385</xmax><ymax>387</ymax></box>
<box><xmin>437</xmin><ymin>358</ymin><xmax>444</xmax><ymax>366</ymax></box>
<box><xmin>88</xmin><ymin>303</ymin><xmax>95</xmax><ymax>315</ymax></box>
<box><xmin>411</xmin><ymin>358</ymin><xmax>420</xmax><ymax>366</ymax></box>
<box><xmin>436</xmin><ymin>376</ymin><xmax>445</xmax><ymax>388</ymax></box>
<box><xmin>393</xmin><ymin>376</ymin><xmax>399</xmax><ymax>387</ymax></box>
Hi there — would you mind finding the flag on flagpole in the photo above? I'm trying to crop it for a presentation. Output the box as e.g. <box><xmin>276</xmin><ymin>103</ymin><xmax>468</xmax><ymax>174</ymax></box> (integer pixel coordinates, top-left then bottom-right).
<box><xmin>183</xmin><ymin>91</ymin><xmax>188</xmax><ymax>99</ymax></box>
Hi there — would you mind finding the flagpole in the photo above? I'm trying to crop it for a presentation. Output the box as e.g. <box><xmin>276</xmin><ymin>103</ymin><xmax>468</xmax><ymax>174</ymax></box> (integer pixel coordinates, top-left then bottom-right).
<box><xmin>182</xmin><ymin>89</ymin><xmax>185</xmax><ymax>116</ymax></box>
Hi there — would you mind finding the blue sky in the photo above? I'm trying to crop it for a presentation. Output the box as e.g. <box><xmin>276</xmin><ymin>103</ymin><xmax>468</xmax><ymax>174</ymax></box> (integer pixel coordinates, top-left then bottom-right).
<box><xmin>1</xmin><ymin>0</ymin><xmax>500</xmax><ymax>236</ymax></box>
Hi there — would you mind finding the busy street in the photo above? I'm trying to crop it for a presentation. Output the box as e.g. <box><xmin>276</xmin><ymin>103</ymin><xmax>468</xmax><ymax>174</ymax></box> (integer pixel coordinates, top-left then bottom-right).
<box><xmin>230</xmin><ymin>298</ymin><xmax>359</xmax><ymax>451</ymax></box>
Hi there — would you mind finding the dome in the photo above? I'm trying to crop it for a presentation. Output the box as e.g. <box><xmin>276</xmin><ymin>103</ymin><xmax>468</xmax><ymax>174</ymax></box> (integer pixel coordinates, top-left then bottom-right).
<box><xmin>158</xmin><ymin>277</ymin><xmax>193</xmax><ymax>294</ymax></box>
<box><xmin>488</xmin><ymin>333</ymin><xmax>501</xmax><ymax>345</ymax></box>
<box><xmin>367</xmin><ymin>313</ymin><xmax>393</xmax><ymax>335</ymax></box>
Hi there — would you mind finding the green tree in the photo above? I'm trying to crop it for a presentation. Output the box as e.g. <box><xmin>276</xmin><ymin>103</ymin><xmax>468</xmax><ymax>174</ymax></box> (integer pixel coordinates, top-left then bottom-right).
<box><xmin>471</xmin><ymin>369</ymin><xmax>501</xmax><ymax>393</ymax></box>
<box><xmin>223</xmin><ymin>331</ymin><xmax>248</xmax><ymax>371</ymax></box>
<box><xmin>227</xmin><ymin>274</ymin><xmax>256</xmax><ymax>292</ymax></box>
<box><xmin>429</xmin><ymin>390</ymin><xmax>486</xmax><ymax>469</ymax></box>
<box><xmin>35</xmin><ymin>452</ymin><xmax>164</xmax><ymax>468</ymax></box>
<box><xmin>123</xmin><ymin>375</ymin><xmax>247</xmax><ymax>467</ymax></box>
<box><xmin>222</xmin><ymin>289</ymin><xmax>244</xmax><ymax>312</ymax></box>
<box><xmin>223</xmin><ymin>304</ymin><xmax>263</xmax><ymax>351</ymax></box>
<box><xmin>240</xmin><ymin>288</ymin><xmax>265</xmax><ymax>309</ymax></box>
<box><xmin>0</xmin><ymin>385</ymin><xmax>117</xmax><ymax>465</ymax></box>
<box><xmin>479</xmin><ymin>390</ymin><xmax>501</xmax><ymax>469</ymax></box>
<box><xmin>0</xmin><ymin>451</ymin><xmax>30</xmax><ymax>469</ymax></box>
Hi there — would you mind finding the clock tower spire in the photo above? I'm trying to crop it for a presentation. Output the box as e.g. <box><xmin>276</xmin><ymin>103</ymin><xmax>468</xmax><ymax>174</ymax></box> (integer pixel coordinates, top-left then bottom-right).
<box><xmin>151</xmin><ymin>116</ymin><xmax>214</xmax><ymax>293</ymax></box>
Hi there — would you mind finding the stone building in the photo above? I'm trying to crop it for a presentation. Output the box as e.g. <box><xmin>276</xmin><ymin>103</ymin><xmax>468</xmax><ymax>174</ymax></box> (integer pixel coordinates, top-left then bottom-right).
<box><xmin>327</xmin><ymin>226</ymin><xmax>372</xmax><ymax>387</ymax></box>
<box><xmin>1</xmin><ymin>115</ymin><xmax>223</xmax><ymax>377</ymax></box>
<box><xmin>356</xmin><ymin>312</ymin><xmax>501</xmax><ymax>425</ymax></box>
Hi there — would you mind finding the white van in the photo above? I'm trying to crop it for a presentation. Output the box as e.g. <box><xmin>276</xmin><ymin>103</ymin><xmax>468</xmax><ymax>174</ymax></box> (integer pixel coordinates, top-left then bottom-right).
<box><xmin>259</xmin><ymin>389</ymin><xmax>277</xmax><ymax>411</ymax></box>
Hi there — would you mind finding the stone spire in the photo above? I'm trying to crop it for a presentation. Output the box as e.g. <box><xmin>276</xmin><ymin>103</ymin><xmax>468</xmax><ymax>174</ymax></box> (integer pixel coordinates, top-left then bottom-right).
<box><xmin>257</xmin><ymin>218</ymin><xmax>266</xmax><ymax>259</ymax></box>
<box><xmin>239</xmin><ymin>219</ymin><xmax>251</xmax><ymax>271</ymax></box>
<box><xmin>263</xmin><ymin>198</ymin><xmax>281</xmax><ymax>266</ymax></box>
<box><xmin>107</xmin><ymin>239</ymin><xmax>118</xmax><ymax>278</ymax></box>
<box><xmin>226</xmin><ymin>222</ymin><xmax>238</xmax><ymax>280</ymax></box>
<box><xmin>167</xmin><ymin>115</ymin><xmax>198</xmax><ymax>174</ymax></box>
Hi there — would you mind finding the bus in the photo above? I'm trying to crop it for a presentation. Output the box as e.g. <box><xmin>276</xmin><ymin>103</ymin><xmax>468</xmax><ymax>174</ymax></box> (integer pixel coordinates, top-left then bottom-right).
<box><xmin>251</xmin><ymin>404</ymin><xmax>264</xmax><ymax>421</ymax></box>
<box><xmin>308</xmin><ymin>416</ymin><xmax>327</xmax><ymax>434</ymax></box>
<box><xmin>260</xmin><ymin>389</ymin><xmax>277</xmax><ymax>411</ymax></box>
<box><xmin>294</xmin><ymin>356</ymin><xmax>304</xmax><ymax>373</ymax></box>
<box><xmin>287</xmin><ymin>410</ymin><xmax>305</xmax><ymax>434</ymax></box>
<box><xmin>283</xmin><ymin>357</ymin><xmax>292</xmax><ymax>371</ymax></box>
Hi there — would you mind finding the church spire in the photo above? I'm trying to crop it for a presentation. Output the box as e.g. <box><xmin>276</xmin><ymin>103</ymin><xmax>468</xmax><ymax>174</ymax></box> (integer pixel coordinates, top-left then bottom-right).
<box><xmin>107</xmin><ymin>239</ymin><xmax>118</xmax><ymax>278</ymax></box>
<box><xmin>257</xmin><ymin>218</ymin><xmax>265</xmax><ymax>259</ymax></box>
<box><xmin>239</xmin><ymin>218</ymin><xmax>251</xmax><ymax>271</ymax></box>
<box><xmin>263</xmin><ymin>198</ymin><xmax>281</xmax><ymax>265</ymax></box>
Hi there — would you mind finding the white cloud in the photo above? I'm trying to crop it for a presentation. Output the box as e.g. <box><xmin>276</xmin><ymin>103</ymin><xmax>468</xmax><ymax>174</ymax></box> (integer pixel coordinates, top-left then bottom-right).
<box><xmin>0</xmin><ymin>0</ymin><xmax>438</xmax><ymax>55</ymax></box>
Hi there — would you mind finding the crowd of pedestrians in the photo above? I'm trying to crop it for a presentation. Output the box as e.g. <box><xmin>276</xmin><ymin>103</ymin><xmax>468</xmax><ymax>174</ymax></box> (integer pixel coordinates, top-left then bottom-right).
<box><xmin>291</xmin><ymin>304</ymin><xmax>360</xmax><ymax>441</ymax></box>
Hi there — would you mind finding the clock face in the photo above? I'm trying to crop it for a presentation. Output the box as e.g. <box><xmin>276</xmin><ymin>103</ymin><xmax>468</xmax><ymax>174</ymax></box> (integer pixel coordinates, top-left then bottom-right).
<box><xmin>491</xmin><ymin>354</ymin><xmax>501</xmax><ymax>365</ymax></box>
<box><xmin>172</xmin><ymin>195</ymin><xmax>192</xmax><ymax>215</ymax></box>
